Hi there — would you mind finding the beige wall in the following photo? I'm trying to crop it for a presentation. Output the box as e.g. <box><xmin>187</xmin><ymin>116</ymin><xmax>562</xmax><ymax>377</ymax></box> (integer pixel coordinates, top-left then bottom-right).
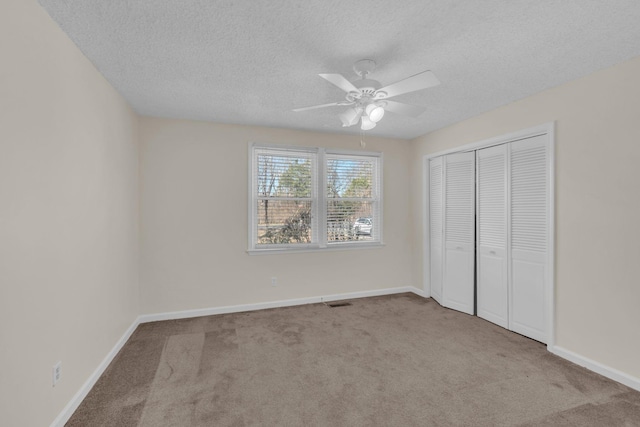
<box><xmin>409</xmin><ymin>56</ymin><xmax>640</xmax><ymax>379</ymax></box>
<box><xmin>0</xmin><ymin>1</ymin><xmax>140</xmax><ymax>425</ymax></box>
<box><xmin>4</xmin><ymin>0</ymin><xmax>640</xmax><ymax>423</ymax></box>
<box><xmin>139</xmin><ymin>118</ymin><xmax>414</xmax><ymax>314</ymax></box>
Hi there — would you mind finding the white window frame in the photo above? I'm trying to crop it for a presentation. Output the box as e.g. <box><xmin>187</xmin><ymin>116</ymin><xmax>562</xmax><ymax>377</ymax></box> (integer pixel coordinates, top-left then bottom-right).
<box><xmin>248</xmin><ymin>142</ymin><xmax>383</xmax><ymax>254</ymax></box>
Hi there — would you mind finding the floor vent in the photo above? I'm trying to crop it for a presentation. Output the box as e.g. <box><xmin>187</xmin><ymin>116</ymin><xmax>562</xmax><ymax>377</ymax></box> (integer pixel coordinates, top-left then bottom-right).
<box><xmin>326</xmin><ymin>302</ymin><xmax>352</xmax><ymax>308</ymax></box>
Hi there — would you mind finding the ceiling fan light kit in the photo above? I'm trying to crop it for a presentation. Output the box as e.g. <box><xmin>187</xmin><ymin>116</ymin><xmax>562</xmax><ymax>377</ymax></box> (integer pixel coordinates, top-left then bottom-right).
<box><xmin>365</xmin><ymin>103</ymin><xmax>385</xmax><ymax>123</ymax></box>
<box><xmin>293</xmin><ymin>59</ymin><xmax>440</xmax><ymax>132</ymax></box>
<box><xmin>360</xmin><ymin>116</ymin><xmax>377</xmax><ymax>131</ymax></box>
<box><xmin>339</xmin><ymin>107</ymin><xmax>361</xmax><ymax>127</ymax></box>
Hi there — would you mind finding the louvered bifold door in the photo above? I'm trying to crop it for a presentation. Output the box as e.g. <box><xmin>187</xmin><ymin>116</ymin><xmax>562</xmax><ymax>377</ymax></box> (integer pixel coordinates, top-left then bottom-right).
<box><xmin>429</xmin><ymin>157</ymin><xmax>444</xmax><ymax>304</ymax></box>
<box><xmin>510</xmin><ymin>135</ymin><xmax>549</xmax><ymax>343</ymax></box>
<box><xmin>476</xmin><ymin>144</ymin><xmax>509</xmax><ymax>328</ymax></box>
<box><xmin>443</xmin><ymin>152</ymin><xmax>476</xmax><ymax>315</ymax></box>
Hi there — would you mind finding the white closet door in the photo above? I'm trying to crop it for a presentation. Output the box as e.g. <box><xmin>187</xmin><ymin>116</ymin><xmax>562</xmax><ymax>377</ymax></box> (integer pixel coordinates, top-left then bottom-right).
<box><xmin>429</xmin><ymin>157</ymin><xmax>444</xmax><ymax>304</ymax></box>
<box><xmin>443</xmin><ymin>152</ymin><xmax>475</xmax><ymax>315</ymax></box>
<box><xmin>510</xmin><ymin>135</ymin><xmax>549</xmax><ymax>343</ymax></box>
<box><xmin>476</xmin><ymin>144</ymin><xmax>509</xmax><ymax>328</ymax></box>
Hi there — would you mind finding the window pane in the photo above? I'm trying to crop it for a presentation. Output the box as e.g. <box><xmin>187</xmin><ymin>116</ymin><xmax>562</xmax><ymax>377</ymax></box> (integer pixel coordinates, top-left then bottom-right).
<box><xmin>326</xmin><ymin>158</ymin><xmax>373</xmax><ymax>198</ymax></box>
<box><xmin>250</xmin><ymin>145</ymin><xmax>381</xmax><ymax>251</ymax></box>
<box><xmin>327</xmin><ymin>200</ymin><xmax>374</xmax><ymax>242</ymax></box>
<box><xmin>257</xmin><ymin>154</ymin><xmax>312</xmax><ymax>198</ymax></box>
<box><xmin>256</xmin><ymin>200</ymin><xmax>312</xmax><ymax>245</ymax></box>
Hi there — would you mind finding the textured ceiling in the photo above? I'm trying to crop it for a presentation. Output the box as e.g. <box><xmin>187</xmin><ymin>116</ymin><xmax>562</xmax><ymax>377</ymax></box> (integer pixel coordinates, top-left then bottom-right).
<box><xmin>38</xmin><ymin>0</ymin><xmax>640</xmax><ymax>139</ymax></box>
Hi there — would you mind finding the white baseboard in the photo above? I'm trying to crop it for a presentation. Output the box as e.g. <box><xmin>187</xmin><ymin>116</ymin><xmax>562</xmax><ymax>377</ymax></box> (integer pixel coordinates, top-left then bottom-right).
<box><xmin>139</xmin><ymin>286</ymin><xmax>424</xmax><ymax>323</ymax></box>
<box><xmin>549</xmin><ymin>345</ymin><xmax>640</xmax><ymax>392</ymax></box>
<box><xmin>52</xmin><ymin>286</ymin><xmax>427</xmax><ymax>426</ymax></box>
<box><xmin>411</xmin><ymin>287</ymin><xmax>429</xmax><ymax>298</ymax></box>
<box><xmin>50</xmin><ymin>317</ymin><xmax>141</xmax><ymax>427</ymax></box>
<box><xmin>53</xmin><ymin>289</ymin><xmax>640</xmax><ymax>426</ymax></box>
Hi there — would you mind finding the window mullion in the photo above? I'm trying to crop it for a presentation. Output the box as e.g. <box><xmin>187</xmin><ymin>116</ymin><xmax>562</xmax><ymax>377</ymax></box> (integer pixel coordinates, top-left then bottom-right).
<box><xmin>318</xmin><ymin>148</ymin><xmax>327</xmax><ymax>247</ymax></box>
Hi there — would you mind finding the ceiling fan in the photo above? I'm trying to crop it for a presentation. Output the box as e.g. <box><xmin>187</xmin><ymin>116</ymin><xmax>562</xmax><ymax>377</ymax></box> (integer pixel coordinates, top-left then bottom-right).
<box><xmin>293</xmin><ymin>59</ymin><xmax>440</xmax><ymax>130</ymax></box>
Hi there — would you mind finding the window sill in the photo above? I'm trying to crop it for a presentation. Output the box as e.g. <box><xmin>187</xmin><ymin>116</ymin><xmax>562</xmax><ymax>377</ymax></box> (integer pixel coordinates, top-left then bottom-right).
<box><xmin>247</xmin><ymin>241</ymin><xmax>385</xmax><ymax>255</ymax></box>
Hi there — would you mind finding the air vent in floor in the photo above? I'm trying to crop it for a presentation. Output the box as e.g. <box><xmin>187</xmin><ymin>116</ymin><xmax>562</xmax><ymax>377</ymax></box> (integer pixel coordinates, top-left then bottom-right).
<box><xmin>326</xmin><ymin>302</ymin><xmax>352</xmax><ymax>308</ymax></box>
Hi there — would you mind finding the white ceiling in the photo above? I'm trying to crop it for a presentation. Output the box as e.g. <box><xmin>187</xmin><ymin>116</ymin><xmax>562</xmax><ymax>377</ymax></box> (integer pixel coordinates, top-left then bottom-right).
<box><xmin>38</xmin><ymin>0</ymin><xmax>640</xmax><ymax>139</ymax></box>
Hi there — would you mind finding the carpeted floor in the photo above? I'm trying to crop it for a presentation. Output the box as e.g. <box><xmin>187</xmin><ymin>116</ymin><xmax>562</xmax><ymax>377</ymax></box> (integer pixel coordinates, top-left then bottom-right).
<box><xmin>67</xmin><ymin>293</ymin><xmax>640</xmax><ymax>426</ymax></box>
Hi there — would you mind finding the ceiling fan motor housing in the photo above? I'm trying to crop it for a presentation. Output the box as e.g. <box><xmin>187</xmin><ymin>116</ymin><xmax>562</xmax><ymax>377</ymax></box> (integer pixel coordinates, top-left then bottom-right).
<box><xmin>354</xmin><ymin>78</ymin><xmax>381</xmax><ymax>94</ymax></box>
<box><xmin>346</xmin><ymin>78</ymin><xmax>382</xmax><ymax>104</ymax></box>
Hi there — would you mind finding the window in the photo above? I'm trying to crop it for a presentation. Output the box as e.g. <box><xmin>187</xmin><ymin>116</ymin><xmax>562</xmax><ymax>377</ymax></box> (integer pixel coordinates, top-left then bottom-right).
<box><xmin>252</xmin><ymin>146</ymin><xmax>317</xmax><ymax>247</ymax></box>
<box><xmin>249</xmin><ymin>143</ymin><xmax>382</xmax><ymax>253</ymax></box>
<box><xmin>325</xmin><ymin>153</ymin><xmax>380</xmax><ymax>243</ymax></box>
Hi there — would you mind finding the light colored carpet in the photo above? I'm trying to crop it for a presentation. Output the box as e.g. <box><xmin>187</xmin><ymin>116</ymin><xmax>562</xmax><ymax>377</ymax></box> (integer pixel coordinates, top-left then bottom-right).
<box><xmin>67</xmin><ymin>293</ymin><xmax>640</xmax><ymax>426</ymax></box>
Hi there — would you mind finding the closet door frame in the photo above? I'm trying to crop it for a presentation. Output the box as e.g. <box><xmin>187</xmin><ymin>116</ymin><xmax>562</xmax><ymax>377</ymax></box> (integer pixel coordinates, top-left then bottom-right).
<box><xmin>423</xmin><ymin>122</ymin><xmax>555</xmax><ymax>348</ymax></box>
<box><xmin>428</xmin><ymin>156</ymin><xmax>444</xmax><ymax>304</ymax></box>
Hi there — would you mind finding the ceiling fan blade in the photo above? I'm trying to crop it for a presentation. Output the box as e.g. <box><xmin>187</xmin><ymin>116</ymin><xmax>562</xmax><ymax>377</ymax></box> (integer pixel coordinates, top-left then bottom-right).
<box><xmin>293</xmin><ymin>102</ymin><xmax>350</xmax><ymax>112</ymax></box>
<box><xmin>319</xmin><ymin>73</ymin><xmax>360</xmax><ymax>93</ymax></box>
<box><xmin>376</xmin><ymin>70</ymin><xmax>440</xmax><ymax>99</ymax></box>
<box><xmin>382</xmin><ymin>100</ymin><xmax>427</xmax><ymax>118</ymax></box>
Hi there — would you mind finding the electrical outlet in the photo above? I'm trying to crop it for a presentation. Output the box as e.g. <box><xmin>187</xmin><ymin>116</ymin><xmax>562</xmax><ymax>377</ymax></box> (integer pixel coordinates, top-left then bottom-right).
<box><xmin>53</xmin><ymin>361</ymin><xmax>62</xmax><ymax>387</ymax></box>
<box><xmin>271</xmin><ymin>277</ymin><xmax>277</xmax><ymax>287</ymax></box>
